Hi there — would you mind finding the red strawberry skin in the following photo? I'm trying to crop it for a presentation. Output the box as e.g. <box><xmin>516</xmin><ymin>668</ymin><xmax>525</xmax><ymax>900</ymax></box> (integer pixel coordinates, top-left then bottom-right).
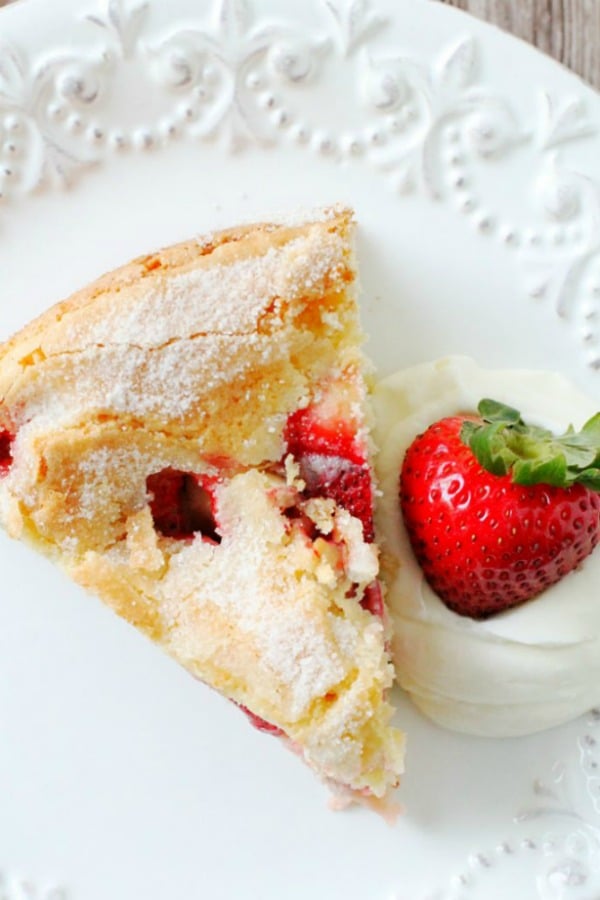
<box><xmin>400</xmin><ymin>416</ymin><xmax>600</xmax><ymax>619</ymax></box>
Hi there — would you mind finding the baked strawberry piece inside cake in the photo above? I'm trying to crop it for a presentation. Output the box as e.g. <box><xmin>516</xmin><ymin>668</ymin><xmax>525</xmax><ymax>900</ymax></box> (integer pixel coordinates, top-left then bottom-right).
<box><xmin>0</xmin><ymin>208</ymin><xmax>404</xmax><ymax>801</ymax></box>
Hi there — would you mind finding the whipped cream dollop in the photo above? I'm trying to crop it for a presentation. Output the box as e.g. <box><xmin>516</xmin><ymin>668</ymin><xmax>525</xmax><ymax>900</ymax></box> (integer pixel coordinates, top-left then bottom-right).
<box><xmin>373</xmin><ymin>356</ymin><xmax>600</xmax><ymax>737</ymax></box>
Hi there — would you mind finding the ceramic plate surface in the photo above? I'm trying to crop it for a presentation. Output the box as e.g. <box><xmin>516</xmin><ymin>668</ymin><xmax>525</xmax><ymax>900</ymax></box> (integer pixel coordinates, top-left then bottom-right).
<box><xmin>1</xmin><ymin>1</ymin><xmax>600</xmax><ymax>898</ymax></box>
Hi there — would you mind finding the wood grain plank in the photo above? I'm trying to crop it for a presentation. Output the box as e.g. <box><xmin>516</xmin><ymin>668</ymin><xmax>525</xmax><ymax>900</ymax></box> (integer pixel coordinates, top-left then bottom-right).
<box><xmin>438</xmin><ymin>0</ymin><xmax>600</xmax><ymax>88</ymax></box>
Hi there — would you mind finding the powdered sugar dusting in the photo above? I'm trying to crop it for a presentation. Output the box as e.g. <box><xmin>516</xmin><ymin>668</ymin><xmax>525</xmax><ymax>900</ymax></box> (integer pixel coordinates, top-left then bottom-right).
<box><xmin>13</xmin><ymin>332</ymin><xmax>289</xmax><ymax>423</ymax></box>
<box><xmin>251</xmin><ymin>203</ymin><xmax>352</xmax><ymax>230</ymax></box>
<box><xmin>159</xmin><ymin>470</ymin><xmax>375</xmax><ymax>718</ymax></box>
<box><xmin>11</xmin><ymin>224</ymin><xmax>349</xmax><ymax>427</ymax></box>
<box><xmin>54</xmin><ymin>228</ymin><xmax>347</xmax><ymax>351</ymax></box>
<box><xmin>0</xmin><ymin>211</ymin><xmax>405</xmax><ymax>795</ymax></box>
<box><xmin>77</xmin><ymin>446</ymin><xmax>148</xmax><ymax>519</ymax></box>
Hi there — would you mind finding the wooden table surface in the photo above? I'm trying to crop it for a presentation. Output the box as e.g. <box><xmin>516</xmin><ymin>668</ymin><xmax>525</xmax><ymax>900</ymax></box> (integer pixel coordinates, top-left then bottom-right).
<box><xmin>0</xmin><ymin>0</ymin><xmax>597</xmax><ymax>90</ymax></box>
<box><xmin>439</xmin><ymin>0</ymin><xmax>598</xmax><ymax>88</ymax></box>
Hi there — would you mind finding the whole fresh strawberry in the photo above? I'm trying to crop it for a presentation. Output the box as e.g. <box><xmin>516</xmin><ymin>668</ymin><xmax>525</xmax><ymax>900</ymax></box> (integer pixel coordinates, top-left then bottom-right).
<box><xmin>400</xmin><ymin>399</ymin><xmax>600</xmax><ymax>619</ymax></box>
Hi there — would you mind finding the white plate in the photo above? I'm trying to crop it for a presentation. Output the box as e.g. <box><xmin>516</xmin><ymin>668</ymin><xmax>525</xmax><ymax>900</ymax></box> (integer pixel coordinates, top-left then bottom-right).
<box><xmin>1</xmin><ymin>1</ymin><xmax>600</xmax><ymax>898</ymax></box>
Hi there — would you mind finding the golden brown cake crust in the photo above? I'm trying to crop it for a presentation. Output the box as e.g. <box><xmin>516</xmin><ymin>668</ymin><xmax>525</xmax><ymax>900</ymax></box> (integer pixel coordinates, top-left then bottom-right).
<box><xmin>0</xmin><ymin>207</ymin><xmax>405</xmax><ymax>798</ymax></box>
<box><xmin>0</xmin><ymin>209</ymin><xmax>363</xmax><ymax>459</ymax></box>
<box><xmin>0</xmin><ymin>212</ymin><xmax>351</xmax><ymax>360</ymax></box>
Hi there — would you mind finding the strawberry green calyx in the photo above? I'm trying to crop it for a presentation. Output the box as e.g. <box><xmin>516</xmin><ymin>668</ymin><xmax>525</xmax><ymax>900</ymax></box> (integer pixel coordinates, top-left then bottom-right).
<box><xmin>460</xmin><ymin>399</ymin><xmax>600</xmax><ymax>490</ymax></box>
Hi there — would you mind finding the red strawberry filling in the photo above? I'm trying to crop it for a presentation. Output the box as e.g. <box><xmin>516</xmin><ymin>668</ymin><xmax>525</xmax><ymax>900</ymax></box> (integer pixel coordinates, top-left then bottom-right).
<box><xmin>285</xmin><ymin>406</ymin><xmax>382</xmax><ymax>617</ymax></box>
<box><xmin>296</xmin><ymin>453</ymin><xmax>375</xmax><ymax>543</ymax></box>
<box><xmin>285</xmin><ymin>408</ymin><xmax>374</xmax><ymax>542</ymax></box>
<box><xmin>285</xmin><ymin>406</ymin><xmax>364</xmax><ymax>465</ymax></box>
<box><xmin>0</xmin><ymin>429</ymin><xmax>14</xmax><ymax>474</ymax></box>
<box><xmin>361</xmin><ymin>581</ymin><xmax>384</xmax><ymax>618</ymax></box>
<box><xmin>238</xmin><ymin>704</ymin><xmax>285</xmax><ymax>736</ymax></box>
<box><xmin>147</xmin><ymin>468</ymin><xmax>221</xmax><ymax>542</ymax></box>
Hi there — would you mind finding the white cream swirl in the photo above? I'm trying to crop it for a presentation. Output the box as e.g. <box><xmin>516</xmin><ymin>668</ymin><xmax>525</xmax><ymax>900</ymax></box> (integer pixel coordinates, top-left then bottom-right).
<box><xmin>373</xmin><ymin>356</ymin><xmax>600</xmax><ymax>737</ymax></box>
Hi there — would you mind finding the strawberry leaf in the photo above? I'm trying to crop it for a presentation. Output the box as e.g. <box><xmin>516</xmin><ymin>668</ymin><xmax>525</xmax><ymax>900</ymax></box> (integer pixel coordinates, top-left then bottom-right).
<box><xmin>582</xmin><ymin>412</ymin><xmax>600</xmax><ymax>441</ymax></box>
<box><xmin>511</xmin><ymin>455</ymin><xmax>568</xmax><ymax>487</ymax></box>
<box><xmin>460</xmin><ymin>399</ymin><xmax>600</xmax><ymax>489</ymax></box>
<box><xmin>466</xmin><ymin>422</ymin><xmax>512</xmax><ymax>475</ymax></box>
<box><xmin>477</xmin><ymin>398</ymin><xmax>522</xmax><ymax>425</ymax></box>
<box><xmin>579</xmin><ymin>468</ymin><xmax>600</xmax><ymax>490</ymax></box>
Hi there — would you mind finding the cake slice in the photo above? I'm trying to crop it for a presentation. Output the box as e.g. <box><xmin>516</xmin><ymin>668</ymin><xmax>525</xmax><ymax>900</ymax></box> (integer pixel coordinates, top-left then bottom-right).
<box><xmin>0</xmin><ymin>208</ymin><xmax>404</xmax><ymax>800</ymax></box>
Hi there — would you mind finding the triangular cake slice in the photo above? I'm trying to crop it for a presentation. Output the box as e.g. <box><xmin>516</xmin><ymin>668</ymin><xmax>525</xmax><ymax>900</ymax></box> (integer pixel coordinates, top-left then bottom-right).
<box><xmin>0</xmin><ymin>208</ymin><xmax>404</xmax><ymax>800</ymax></box>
